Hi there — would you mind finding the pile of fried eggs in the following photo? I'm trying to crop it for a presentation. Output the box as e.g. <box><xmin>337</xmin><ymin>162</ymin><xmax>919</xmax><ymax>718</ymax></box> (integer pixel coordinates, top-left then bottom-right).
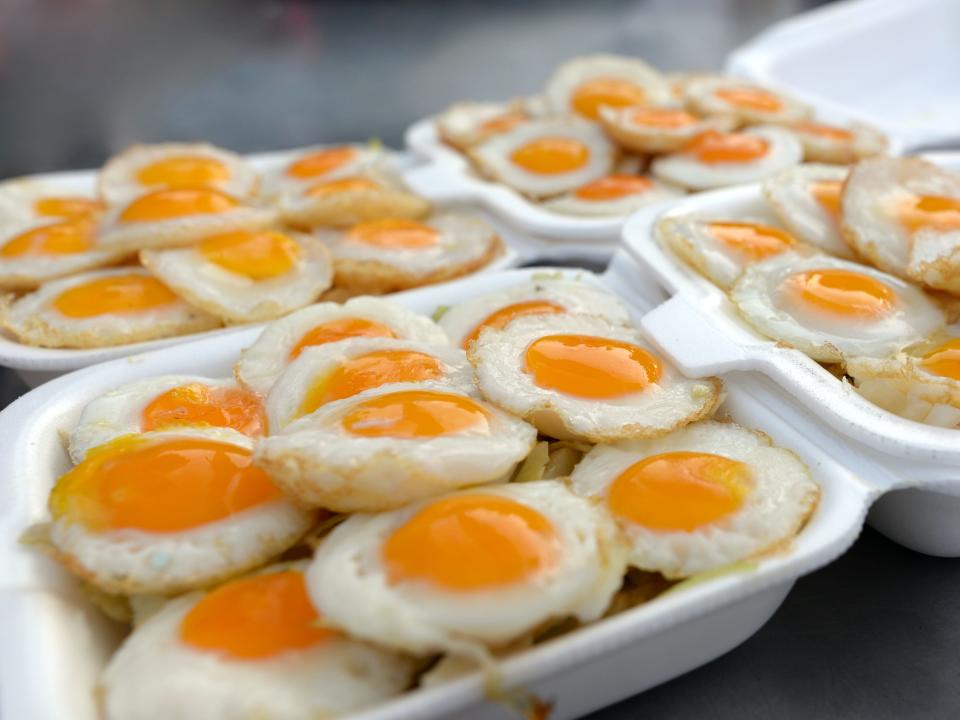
<box><xmin>658</xmin><ymin>154</ymin><xmax>960</xmax><ymax>428</ymax></box>
<box><xmin>32</xmin><ymin>280</ymin><xmax>819</xmax><ymax>719</ymax></box>
<box><xmin>434</xmin><ymin>54</ymin><xmax>887</xmax><ymax>217</ymax></box>
<box><xmin>0</xmin><ymin>141</ymin><xmax>504</xmax><ymax>349</ymax></box>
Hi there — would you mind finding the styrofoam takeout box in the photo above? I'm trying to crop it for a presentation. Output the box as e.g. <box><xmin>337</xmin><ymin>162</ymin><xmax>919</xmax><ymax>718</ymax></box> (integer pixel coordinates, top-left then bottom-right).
<box><xmin>0</xmin><ymin>148</ymin><xmax>525</xmax><ymax>388</ymax></box>
<box><xmin>726</xmin><ymin>0</ymin><xmax>960</xmax><ymax>152</ymax></box>
<box><xmin>2</xmin><ymin>251</ymin><xmax>957</xmax><ymax>720</ymax></box>
<box><xmin>621</xmin><ymin>160</ymin><xmax>960</xmax><ymax>558</ymax></box>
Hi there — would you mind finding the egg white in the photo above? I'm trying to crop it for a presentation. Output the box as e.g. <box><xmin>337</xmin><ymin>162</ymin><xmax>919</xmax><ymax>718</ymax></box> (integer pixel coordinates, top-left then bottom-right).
<box><xmin>599</xmin><ymin>104</ymin><xmax>736</xmax><ymax>154</ymax></box>
<box><xmin>543</xmin><ymin>174</ymin><xmax>685</xmax><ymax>217</ymax></box>
<box><xmin>789</xmin><ymin>120</ymin><xmax>887</xmax><ymax>165</ymax></box>
<box><xmin>543</xmin><ymin>54</ymin><xmax>672</xmax><ymax>118</ymax></box>
<box><xmin>763</xmin><ymin>163</ymin><xmax>852</xmax><ymax>258</ymax></box>
<box><xmin>435</xmin><ymin>100</ymin><xmax>533</xmax><ymax>152</ymax></box>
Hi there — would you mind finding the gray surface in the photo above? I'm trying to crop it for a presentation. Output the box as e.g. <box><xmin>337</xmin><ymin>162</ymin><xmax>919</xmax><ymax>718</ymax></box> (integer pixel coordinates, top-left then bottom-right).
<box><xmin>1</xmin><ymin>1</ymin><xmax>958</xmax><ymax>718</ymax></box>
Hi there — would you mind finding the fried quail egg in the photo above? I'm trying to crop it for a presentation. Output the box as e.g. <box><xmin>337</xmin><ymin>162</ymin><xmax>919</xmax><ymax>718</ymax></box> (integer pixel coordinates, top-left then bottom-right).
<box><xmin>651</xmin><ymin>126</ymin><xmax>803</xmax><ymax>190</ymax></box>
<box><xmin>730</xmin><ymin>253</ymin><xmax>945</xmax><ymax>362</ymax></box>
<box><xmin>305</xmin><ymin>481</ymin><xmax>627</xmax><ymax>657</ymax></box>
<box><xmin>569</xmin><ymin>421</ymin><xmax>819</xmax><ymax>578</ymax></box>
<box><xmin>471</xmin><ymin>119</ymin><xmax>616</xmax><ymax>198</ymax></box>
<box><xmin>1</xmin><ymin>267</ymin><xmax>220</xmax><ymax>348</ymax></box>
<box><xmin>438</xmin><ymin>277</ymin><xmax>631</xmax><ymax>349</ymax></box>
<box><xmin>469</xmin><ymin>313</ymin><xmax>723</xmax><ymax>442</ymax></box>
<box><xmin>435</xmin><ymin>100</ymin><xmax>533</xmax><ymax>152</ymax></box>
<box><xmin>140</xmin><ymin>229</ymin><xmax>333</xmax><ymax>323</ymax></box>
<box><xmin>598</xmin><ymin>105</ymin><xmax>736</xmax><ymax>154</ymax></box>
<box><xmin>842</xmin><ymin>156</ymin><xmax>960</xmax><ymax>293</ymax></box>
<box><xmin>262</xmin><ymin>144</ymin><xmax>386</xmax><ymax>199</ymax></box>
<box><xmin>69</xmin><ymin>374</ymin><xmax>267</xmax><ymax>462</ymax></box>
<box><xmin>786</xmin><ymin>120</ymin><xmax>887</xmax><ymax>165</ymax></box>
<box><xmin>234</xmin><ymin>297</ymin><xmax>448</xmax><ymax>396</ymax></box>
<box><xmin>763</xmin><ymin>164</ymin><xmax>852</xmax><ymax>258</ymax></box>
<box><xmin>47</xmin><ymin>428</ymin><xmax>315</xmax><ymax>595</ymax></box>
<box><xmin>101</xmin><ymin>563</ymin><xmax>416</xmax><ymax>720</ymax></box>
<box><xmin>543</xmin><ymin>173</ymin><xmax>684</xmax><ymax>216</ymax></box>
<box><xmin>265</xmin><ymin>337</ymin><xmax>474</xmax><ymax>430</ymax></box>
<box><xmin>315</xmin><ymin>214</ymin><xmax>502</xmax><ymax>294</ymax></box>
<box><xmin>657</xmin><ymin>214</ymin><xmax>804</xmax><ymax>290</ymax></box>
<box><xmin>685</xmin><ymin>77</ymin><xmax>812</xmax><ymax>126</ymax></box>
<box><xmin>254</xmin><ymin>381</ymin><xmax>537</xmax><ymax>512</ymax></box>
<box><xmin>0</xmin><ymin>177</ymin><xmax>104</xmax><ymax>226</ymax></box>
<box><xmin>98</xmin><ymin>143</ymin><xmax>259</xmax><ymax>205</ymax></box>
<box><xmin>544</xmin><ymin>54</ymin><xmax>671</xmax><ymax>120</ymax></box>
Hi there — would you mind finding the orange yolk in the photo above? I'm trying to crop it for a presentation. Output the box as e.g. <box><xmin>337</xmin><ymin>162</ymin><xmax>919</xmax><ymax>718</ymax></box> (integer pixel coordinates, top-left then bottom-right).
<box><xmin>53</xmin><ymin>274</ymin><xmax>178</xmax><ymax>318</ymax></box>
<box><xmin>345</xmin><ymin>218</ymin><xmax>440</xmax><ymax>249</ymax></box>
<box><xmin>792</xmin><ymin>121</ymin><xmax>854</xmax><ymax>141</ymax></box>
<box><xmin>1</xmin><ymin>218</ymin><xmax>95</xmax><ymax>258</ymax></box>
<box><xmin>463</xmin><ymin>300</ymin><xmax>566</xmax><ymax>349</ymax></box>
<box><xmin>180</xmin><ymin>571</ymin><xmax>335</xmax><ymax>660</ymax></box>
<box><xmin>34</xmin><ymin>196</ymin><xmax>104</xmax><ymax>219</ymax></box>
<box><xmin>785</xmin><ymin>268</ymin><xmax>896</xmax><ymax>318</ymax></box>
<box><xmin>119</xmin><ymin>187</ymin><xmax>240</xmax><ymax>223</ymax></box>
<box><xmin>300</xmin><ymin>349</ymin><xmax>443</xmax><ymax>414</ymax></box>
<box><xmin>574</xmin><ymin>175</ymin><xmax>653</xmax><ymax>201</ymax></box>
<box><xmin>714</xmin><ymin>86</ymin><xmax>783</xmax><ymax>113</ymax></box>
<box><xmin>289</xmin><ymin>318</ymin><xmax>398</xmax><ymax>360</ymax></box>
<box><xmin>571</xmin><ymin>77</ymin><xmax>646</xmax><ymax>120</ymax></box>
<box><xmin>288</xmin><ymin>147</ymin><xmax>359</xmax><ymax>179</ymax></box>
<box><xmin>510</xmin><ymin>137</ymin><xmax>591</xmax><ymax>174</ymax></box>
<box><xmin>49</xmin><ymin>436</ymin><xmax>282</xmax><ymax>533</ymax></box>
<box><xmin>899</xmin><ymin>195</ymin><xmax>960</xmax><ymax>233</ymax></box>
<box><xmin>607</xmin><ymin>451</ymin><xmax>752</xmax><ymax>532</ymax></box>
<box><xmin>305</xmin><ymin>176</ymin><xmax>380</xmax><ymax>197</ymax></box>
<box><xmin>136</xmin><ymin>156</ymin><xmax>231</xmax><ymax>189</ymax></box>
<box><xmin>811</xmin><ymin>180</ymin><xmax>843</xmax><ymax>219</ymax></box>
<box><xmin>383</xmin><ymin>494</ymin><xmax>557</xmax><ymax>591</ymax></box>
<box><xmin>684</xmin><ymin>131</ymin><xmax>769</xmax><ymax>165</ymax></box>
<box><xmin>920</xmin><ymin>338</ymin><xmax>960</xmax><ymax>381</ymax></box>
<box><xmin>341</xmin><ymin>389</ymin><xmax>489</xmax><ymax>439</ymax></box>
<box><xmin>524</xmin><ymin>334</ymin><xmax>662</xmax><ymax>400</ymax></box>
<box><xmin>141</xmin><ymin>383</ymin><xmax>266</xmax><ymax>437</ymax></box>
<box><xmin>630</xmin><ymin>108</ymin><xmax>698</xmax><ymax>129</ymax></box>
<box><xmin>480</xmin><ymin>111</ymin><xmax>528</xmax><ymax>134</ymax></box>
<box><xmin>707</xmin><ymin>221</ymin><xmax>795</xmax><ymax>261</ymax></box>
<box><xmin>199</xmin><ymin>230</ymin><xmax>301</xmax><ymax>280</ymax></box>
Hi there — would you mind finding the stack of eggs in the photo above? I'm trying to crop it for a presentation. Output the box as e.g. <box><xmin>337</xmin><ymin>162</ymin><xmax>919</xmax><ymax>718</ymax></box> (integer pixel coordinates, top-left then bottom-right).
<box><xmin>0</xmin><ymin>143</ymin><xmax>503</xmax><ymax>348</ymax></box>
<box><xmin>659</xmin><ymin>155</ymin><xmax>960</xmax><ymax>428</ymax></box>
<box><xmin>35</xmin><ymin>278</ymin><xmax>819</xmax><ymax>718</ymax></box>
<box><xmin>435</xmin><ymin>54</ymin><xmax>887</xmax><ymax>216</ymax></box>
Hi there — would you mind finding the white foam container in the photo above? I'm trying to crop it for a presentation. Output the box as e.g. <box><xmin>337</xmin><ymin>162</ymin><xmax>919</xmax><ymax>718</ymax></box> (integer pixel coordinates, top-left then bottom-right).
<box><xmin>0</xmin><ymin>148</ymin><xmax>523</xmax><ymax>388</ymax></box>
<box><xmin>622</xmin><ymin>158</ymin><xmax>960</xmax><ymax>558</ymax></box>
<box><xmin>727</xmin><ymin>0</ymin><xmax>960</xmax><ymax>152</ymax></box>
<box><xmin>1</xmin><ymin>252</ymin><xmax>954</xmax><ymax>719</ymax></box>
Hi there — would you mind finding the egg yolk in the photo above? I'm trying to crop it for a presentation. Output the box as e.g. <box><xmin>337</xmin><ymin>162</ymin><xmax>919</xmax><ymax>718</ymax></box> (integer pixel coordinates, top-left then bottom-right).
<box><xmin>463</xmin><ymin>300</ymin><xmax>566</xmax><ymax>349</ymax></box>
<box><xmin>899</xmin><ymin>195</ymin><xmax>960</xmax><ymax>233</ymax></box>
<box><xmin>383</xmin><ymin>494</ymin><xmax>557</xmax><ymax>591</ymax></box>
<box><xmin>785</xmin><ymin>268</ymin><xmax>896</xmax><ymax>318</ymax></box>
<box><xmin>300</xmin><ymin>349</ymin><xmax>443</xmax><ymax>414</ymax></box>
<box><xmin>289</xmin><ymin>318</ymin><xmax>398</xmax><ymax>360</ymax></box>
<box><xmin>707</xmin><ymin>221</ymin><xmax>795</xmax><ymax>261</ymax></box>
<box><xmin>920</xmin><ymin>338</ymin><xmax>960</xmax><ymax>380</ymax></box>
<box><xmin>288</xmin><ymin>147</ymin><xmax>359</xmax><ymax>179</ymax></box>
<box><xmin>524</xmin><ymin>334</ymin><xmax>662</xmax><ymax>399</ymax></box>
<box><xmin>792</xmin><ymin>121</ymin><xmax>854</xmax><ymax>141</ymax></box>
<box><xmin>1</xmin><ymin>218</ymin><xmax>95</xmax><ymax>258</ymax></box>
<box><xmin>810</xmin><ymin>180</ymin><xmax>843</xmax><ymax>219</ymax></box>
<box><xmin>142</xmin><ymin>383</ymin><xmax>266</xmax><ymax>437</ymax></box>
<box><xmin>199</xmin><ymin>230</ymin><xmax>301</xmax><ymax>280</ymax></box>
<box><xmin>511</xmin><ymin>138</ymin><xmax>591</xmax><ymax>174</ymax></box>
<box><xmin>714</xmin><ymin>86</ymin><xmax>783</xmax><ymax>113</ymax></box>
<box><xmin>346</xmin><ymin>218</ymin><xmax>440</xmax><ymax>249</ymax></box>
<box><xmin>305</xmin><ymin>176</ymin><xmax>380</xmax><ymax>198</ymax></box>
<box><xmin>49</xmin><ymin>436</ymin><xmax>282</xmax><ymax>533</ymax></box>
<box><xmin>574</xmin><ymin>175</ymin><xmax>653</xmax><ymax>201</ymax></box>
<box><xmin>631</xmin><ymin>108</ymin><xmax>698</xmax><ymax>129</ymax></box>
<box><xmin>607</xmin><ymin>451</ymin><xmax>752</xmax><ymax>532</ymax></box>
<box><xmin>34</xmin><ymin>196</ymin><xmax>104</xmax><ymax>219</ymax></box>
<box><xmin>341</xmin><ymin>389</ymin><xmax>489</xmax><ymax>439</ymax></box>
<box><xmin>136</xmin><ymin>156</ymin><xmax>231</xmax><ymax>189</ymax></box>
<box><xmin>119</xmin><ymin>187</ymin><xmax>240</xmax><ymax>223</ymax></box>
<box><xmin>571</xmin><ymin>77</ymin><xmax>646</xmax><ymax>120</ymax></box>
<box><xmin>684</xmin><ymin>131</ymin><xmax>769</xmax><ymax>165</ymax></box>
<box><xmin>53</xmin><ymin>274</ymin><xmax>178</xmax><ymax>318</ymax></box>
<box><xmin>480</xmin><ymin>111</ymin><xmax>527</xmax><ymax>134</ymax></box>
<box><xmin>180</xmin><ymin>571</ymin><xmax>335</xmax><ymax>660</ymax></box>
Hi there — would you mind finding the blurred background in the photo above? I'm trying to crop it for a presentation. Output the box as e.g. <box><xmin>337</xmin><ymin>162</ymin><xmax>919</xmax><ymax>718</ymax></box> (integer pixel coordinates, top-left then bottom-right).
<box><xmin>1</xmin><ymin>1</ymin><xmax>958</xmax><ymax>719</ymax></box>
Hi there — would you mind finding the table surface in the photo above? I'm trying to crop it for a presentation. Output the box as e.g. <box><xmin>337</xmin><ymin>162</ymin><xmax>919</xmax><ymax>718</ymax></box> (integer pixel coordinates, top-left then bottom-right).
<box><xmin>2</xmin><ymin>1</ymin><xmax>958</xmax><ymax>718</ymax></box>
